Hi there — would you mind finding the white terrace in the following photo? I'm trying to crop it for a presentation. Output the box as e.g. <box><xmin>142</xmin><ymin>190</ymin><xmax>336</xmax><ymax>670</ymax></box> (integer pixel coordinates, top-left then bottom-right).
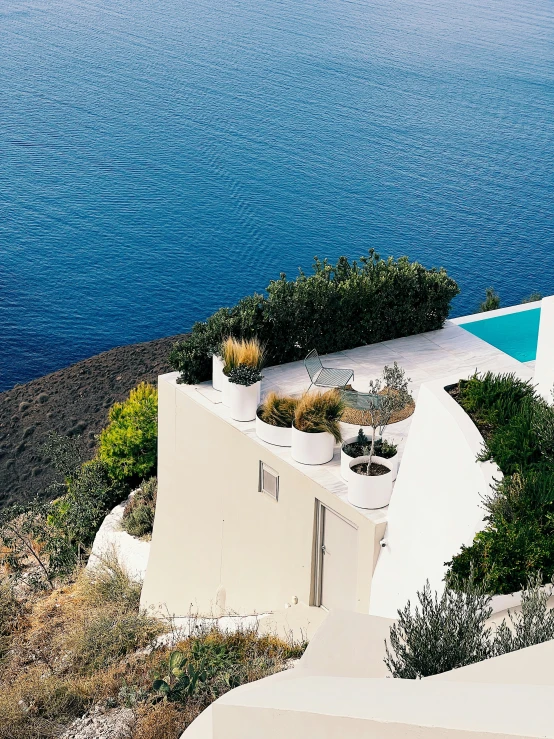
<box><xmin>178</xmin><ymin>319</ymin><xmax>533</xmax><ymax>524</ymax></box>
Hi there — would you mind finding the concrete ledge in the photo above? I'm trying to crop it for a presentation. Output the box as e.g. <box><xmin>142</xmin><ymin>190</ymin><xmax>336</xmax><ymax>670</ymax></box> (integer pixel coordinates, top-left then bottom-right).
<box><xmin>211</xmin><ymin>675</ymin><xmax>554</xmax><ymax>739</ymax></box>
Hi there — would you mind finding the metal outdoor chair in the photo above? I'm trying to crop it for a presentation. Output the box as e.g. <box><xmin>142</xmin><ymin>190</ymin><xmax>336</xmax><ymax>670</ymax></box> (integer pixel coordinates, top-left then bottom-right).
<box><xmin>304</xmin><ymin>349</ymin><xmax>354</xmax><ymax>391</ymax></box>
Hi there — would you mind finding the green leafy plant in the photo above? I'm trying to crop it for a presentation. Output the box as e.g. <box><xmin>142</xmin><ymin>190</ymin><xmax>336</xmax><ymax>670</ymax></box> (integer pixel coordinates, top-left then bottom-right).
<box><xmin>121</xmin><ymin>477</ymin><xmax>157</xmax><ymax>539</ymax></box>
<box><xmin>386</xmin><ymin>574</ymin><xmax>554</xmax><ymax>679</ymax></box>
<box><xmin>479</xmin><ymin>286</ymin><xmax>501</xmax><ymax>312</ymax></box>
<box><xmin>447</xmin><ymin>372</ymin><xmax>554</xmax><ymax>593</ymax></box>
<box><xmin>98</xmin><ymin>382</ymin><xmax>158</xmax><ymax>485</ymax></box>
<box><xmin>170</xmin><ymin>251</ymin><xmax>459</xmax><ymax>385</ymax></box>
<box><xmin>342</xmin><ymin>429</ymin><xmax>397</xmax><ymax>459</ymax></box>
<box><xmin>521</xmin><ymin>292</ymin><xmax>542</xmax><ymax>304</ymax></box>
<box><xmin>257</xmin><ymin>391</ymin><xmax>298</xmax><ymax>428</ymax></box>
<box><xmin>294</xmin><ymin>390</ymin><xmax>344</xmax><ymax>442</ymax></box>
<box><xmin>385</xmin><ymin>579</ymin><xmax>493</xmax><ymax>678</ymax></box>
<box><xmin>227</xmin><ymin>364</ymin><xmax>263</xmax><ymax>386</ymax></box>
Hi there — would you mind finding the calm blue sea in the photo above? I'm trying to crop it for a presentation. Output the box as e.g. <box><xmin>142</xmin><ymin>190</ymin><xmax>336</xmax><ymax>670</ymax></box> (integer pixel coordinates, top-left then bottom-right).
<box><xmin>1</xmin><ymin>0</ymin><xmax>554</xmax><ymax>392</ymax></box>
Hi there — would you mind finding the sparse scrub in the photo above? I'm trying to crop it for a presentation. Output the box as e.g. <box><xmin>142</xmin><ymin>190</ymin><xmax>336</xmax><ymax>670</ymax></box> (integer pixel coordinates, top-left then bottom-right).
<box><xmin>122</xmin><ymin>478</ymin><xmax>157</xmax><ymax>539</ymax></box>
<box><xmin>64</xmin><ymin>609</ymin><xmax>162</xmax><ymax>675</ymax></box>
<box><xmin>78</xmin><ymin>550</ymin><xmax>142</xmax><ymax>610</ymax></box>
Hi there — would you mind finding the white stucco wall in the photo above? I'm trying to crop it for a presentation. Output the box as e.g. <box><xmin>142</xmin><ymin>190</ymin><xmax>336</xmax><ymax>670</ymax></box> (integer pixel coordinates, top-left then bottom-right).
<box><xmin>87</xmin><ymin>496</ymin><xmax>151</xmax><ymax>582</ymax></box>
<box><xmin>534</xmin><ymin>295</ymin><xmax>554</xmax><ymax>401</ymax></box>
<box><xmin>369</xmin><ymin>377</ymin><xmax>499</xmax><ymax>619</ymax></box>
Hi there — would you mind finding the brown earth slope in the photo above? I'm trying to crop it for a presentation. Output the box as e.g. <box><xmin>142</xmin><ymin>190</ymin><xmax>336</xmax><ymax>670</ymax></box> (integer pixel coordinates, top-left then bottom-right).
<box><xmin>0</xmin><ymin>334</ymin><xmax>187</xmax><ymax>509</ymax></box>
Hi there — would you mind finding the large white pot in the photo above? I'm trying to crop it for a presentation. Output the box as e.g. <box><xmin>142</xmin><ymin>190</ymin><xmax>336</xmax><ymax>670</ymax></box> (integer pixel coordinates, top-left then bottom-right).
<box><xmin>229</xmin><ymin>381</ymin><xmax>262</xmax><ymax>422</ymax></box>
<box><xmin>221</xmin><ymin>373</ymin><xmax>230</xmax><ymax>406</ymax></box>
<box><xmin>340</xmin><ymin>437</ymin><xmax>399</xmax><ymax>481</ymax></box>
<box><xmin>255</xmin><ymin>412</ymin><xmax>292</xmax><ymax>446</ymax></box>
<box><xmin>212</xmin><ymin>354</ymin><xmax>225</xmax><ymax>392</ymax></box>
<box><xmin>347</xmin><ymin>455</ymin><xmax>393</xmax><ymax>509</ymax></box>
<box><xmin>291</xmin><ymin>424</ymin><xmax>335</xmax><ymax>465</ymax></box>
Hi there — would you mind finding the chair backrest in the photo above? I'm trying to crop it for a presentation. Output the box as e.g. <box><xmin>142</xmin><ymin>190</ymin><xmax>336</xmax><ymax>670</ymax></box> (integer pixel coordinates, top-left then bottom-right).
<box><xmin>304</xmin><ymin>349</ymin><xmax>323</xmax><ymax>382</ymax></box>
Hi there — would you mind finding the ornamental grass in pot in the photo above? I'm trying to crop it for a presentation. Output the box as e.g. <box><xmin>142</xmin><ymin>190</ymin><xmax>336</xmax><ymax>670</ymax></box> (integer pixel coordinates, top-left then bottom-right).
<box><xmin>291</xmin><ymin>390</ymin><xmax>344</xmax><ymax>465</ymax></box>
<box><xmin>256</xmin><ymin>391</ymin><xmax>298</xmax><ymax>446</ymax></box>
<box><xmin>228</xmin><ymin>364</ymin><xmax>263</xmax><ymax>422</ymax></box>
<box><xmin>220</xmin><ymin>337</ymin><xmax>265</xmax><ymax>406</ymax></box>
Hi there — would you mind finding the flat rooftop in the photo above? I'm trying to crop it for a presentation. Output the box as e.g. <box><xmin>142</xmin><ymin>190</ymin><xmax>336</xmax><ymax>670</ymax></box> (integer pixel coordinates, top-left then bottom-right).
<box><xmin>164</xmin><ymin>320</ymin><xmax>534</xmax><ymax>523</ymax></box>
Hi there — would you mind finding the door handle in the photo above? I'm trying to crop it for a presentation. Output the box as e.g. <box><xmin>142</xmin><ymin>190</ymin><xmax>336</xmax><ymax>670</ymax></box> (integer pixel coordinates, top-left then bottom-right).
<box><xmin>321</xmin><ymin>545</ymin><xmax>326</xmax><ymax>554</ymax></box>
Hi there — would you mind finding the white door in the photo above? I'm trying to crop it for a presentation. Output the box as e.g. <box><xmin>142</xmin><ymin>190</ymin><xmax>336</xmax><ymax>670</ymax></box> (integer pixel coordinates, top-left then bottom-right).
<box><xmin>319</xmin><ymin>505</ymin><xmax>358</xmax><ymax>611</ymax></box>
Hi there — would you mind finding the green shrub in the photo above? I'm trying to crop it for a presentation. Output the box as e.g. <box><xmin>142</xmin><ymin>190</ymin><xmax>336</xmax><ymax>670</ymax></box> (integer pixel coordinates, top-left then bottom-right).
<box><xmin>521</xmin><ymin>292</ymin><xmax>542</xmax><ymax>304</ymax></box>
<box><xmin>170</xmin><ymin>252</ymin><xmax>459</xmax><ymax>384</ymax></box>
<box><xmin>479</xmin><ymin>287</ymin><xmax>501</xmax><ymax>312</ymax></box>
<box><xmin>385</xmin><ymin>579</ymin><xmax>493</xmax><ymax>678</ymax></box>
<box><xmin>121</xmin><ymin>478</ymin><xmax>157</xmax><ymax>539</ymax></box>
<box><xmin>446</xmin><ymin>471</ymin><xmax>554</xmax><ymax>594</ymax></box>
<box><xmin>458</xmin><ymin>371</ymin><xmax>537</xmax><ymax>430</ymax></box>
<box><xmin>448</xmin><ymin>371</ymin><xmax>554</xmax><ymax>592</ymax></box>
<box><xmin>98</xmin><ymin>383</ymin><xmax>158</xmax><ymax>485</ymax></box>
<box><xmin>49</xmin><ymin>459</ymin><xmax>124</xmax><ymax>560</ymax></box>
<box><xmin>386</xmin><ymin>575</ymin><xmax>554</xmax><ymax>678</ymax></box>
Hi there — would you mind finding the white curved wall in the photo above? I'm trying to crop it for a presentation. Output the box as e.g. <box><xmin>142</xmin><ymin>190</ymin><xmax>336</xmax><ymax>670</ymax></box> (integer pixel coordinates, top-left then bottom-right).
<box><xmin>369</xmin><ymin>377</ymin><xmax>499</xmax><ymax>619</ymax></box>
<box><xmin>534</xmin><ymin>295</ymin><xmax>554</xmax><ymax>401</ymax></box>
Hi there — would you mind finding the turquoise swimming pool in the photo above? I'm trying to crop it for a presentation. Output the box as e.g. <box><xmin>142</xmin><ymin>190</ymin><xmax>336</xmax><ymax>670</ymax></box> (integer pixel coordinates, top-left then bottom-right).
<box><xmin>458</xmin><ymin>307</ymin><xmax>541</xmax><ymax>362</ymax></box>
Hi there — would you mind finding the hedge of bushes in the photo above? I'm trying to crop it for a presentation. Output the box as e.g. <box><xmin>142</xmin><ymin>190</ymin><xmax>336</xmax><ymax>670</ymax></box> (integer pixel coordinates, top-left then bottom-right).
<box><xmin>169</xmin><ymin>251</ymin><xmax>460</xmax><ymax>384</ymax></box>
<box><xmin>446</xmin><ymin>372</ymin><xmax>554</xmax><ymax>594</ymax></box>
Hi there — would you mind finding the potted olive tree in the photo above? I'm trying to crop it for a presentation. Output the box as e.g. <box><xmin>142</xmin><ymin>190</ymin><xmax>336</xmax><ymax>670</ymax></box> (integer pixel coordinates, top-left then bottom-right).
<box><xmin>256</xmin><ymin>391</ymin><xmax>298</xmax><ymax>446</ymax></box>
<box><xmin>228</xmin><ymin>364</ymin><xmax>264</xmax><ymax>422</ymax></box>
<box><xmin>220</xmin><ymin>337</ymin><xmax>265</xmax><ymax>407</ymax></box>
<box><xmin>341</xmin><ymin>428</ymin><xmax>398</xmax><ymax>480</ymax></box>
<box><xmin>291</xmin><ymin>390</ymin><xmax>344</xmax><ymax>465</ymax></box>
<box><xmin>346</xmin><ymin>364</ymin><xmax>412</xmax><ymax>508</ymax></box>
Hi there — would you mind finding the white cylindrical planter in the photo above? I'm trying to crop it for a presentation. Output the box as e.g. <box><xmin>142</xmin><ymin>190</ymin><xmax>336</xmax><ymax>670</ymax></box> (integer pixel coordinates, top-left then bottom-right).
<box><xmin>255</xmin><ymin>413</ymin><xmax>292</xmax><ymax>446</ymax></box>
<box><xmin>341</xmin><ymin>437</ymin><xmax>398</xmax><ymax>481</ymax></box>
<box><xmin>347</xmin><ymin>455</ymin><xmax>393</xmax><ymax>509</ymax></box>
<box><xmin>212</xmin><ymin>354</ymin><xmax>225</xmax><ymax>392</ymax></box>
<box><xmin>229</xmin><ymin>381</ymin><xmax>261</xmax><ymax>422</ymax></box>
<box><xmin>291</xmin><ymin>425</ymin><xmax>335</xmax><ymax>465</ymax></box>
<box><xmin>221</xmin><ymin>373</ymin><xmax>230</xmax><ymax>406</ymax></box>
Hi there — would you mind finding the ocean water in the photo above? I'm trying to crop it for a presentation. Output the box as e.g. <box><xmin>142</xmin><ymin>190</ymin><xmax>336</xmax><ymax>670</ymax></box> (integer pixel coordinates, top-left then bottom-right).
<box><xmin>1</xmin><ymin>0</ymin><xmax>553</xmax><ymax>392</ymax></box>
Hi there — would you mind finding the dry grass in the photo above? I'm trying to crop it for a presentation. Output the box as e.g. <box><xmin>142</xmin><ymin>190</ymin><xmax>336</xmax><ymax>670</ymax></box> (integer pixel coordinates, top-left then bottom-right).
<box><xmin>222</xmin><ymin>337</ymin><xmax>265</xmax><ymax>374</ymax></box>
<box><xmin>294</xmin><ymin>389</ymin><xmax>344</xmax><ymax>442</ymax></box>
<box><xmin>257</xmin><ymin>391</ymin><xmax>298</xmax><ymax>427</ymax></box>
<box><xmin>0</xmin><ymin>556</ymin><xmax>306</xmax><ymax>739</ymax></box>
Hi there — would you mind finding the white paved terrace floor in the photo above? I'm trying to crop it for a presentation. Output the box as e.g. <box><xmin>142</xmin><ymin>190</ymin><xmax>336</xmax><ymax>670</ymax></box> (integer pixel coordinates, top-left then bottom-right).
<box><xmin>187</xmin><ymin>320</ymin><xmax>535</xmax><ymax>522</ymax></box>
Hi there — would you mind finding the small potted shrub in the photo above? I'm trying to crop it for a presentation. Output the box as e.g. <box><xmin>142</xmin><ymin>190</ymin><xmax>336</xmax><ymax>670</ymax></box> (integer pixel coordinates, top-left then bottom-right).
<box><xmin>228</xmin><ymin>364</ymin><xmax>263</xmax><ymax>422</ymax></box>
<box><xmin>345</xmin><ymin>367</ymin><xmax>411</xmax><ymax>509</ymax></box>
<box><xmin>291</xmin><ymin>390</ymin><xmax>344</xmax><ymax>465</ymax></box>
<box><xmin>220</xmin><ymin>337</ymin><xmax>265</xmax><ymax>407</ymax></box>
<box><xmin>341</xmin><ymin>428</ymin><xmax>398</xmax><ymax>481</ymax></box>
<box><xmin>256</xmin><ymin>391</ymin><xmax>298</xmax><ymax>446</ymax></box>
